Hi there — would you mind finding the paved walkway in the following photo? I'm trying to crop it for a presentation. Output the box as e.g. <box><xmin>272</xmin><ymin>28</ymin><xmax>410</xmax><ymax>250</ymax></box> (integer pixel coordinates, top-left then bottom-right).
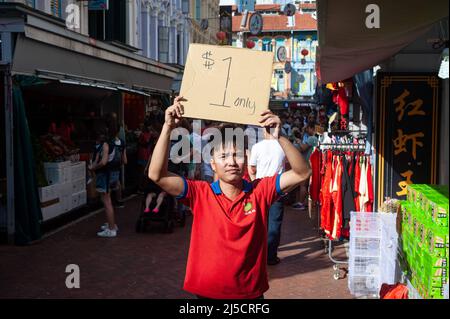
<box><xmin>0</xmin><ymin>196</ymin><xmax>352</xmax><ymax>299</ymax></box>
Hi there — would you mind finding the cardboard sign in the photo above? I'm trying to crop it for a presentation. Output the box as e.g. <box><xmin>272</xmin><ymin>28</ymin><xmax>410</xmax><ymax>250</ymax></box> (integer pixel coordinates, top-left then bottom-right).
<box><xmin>179</xmin><ymin>44</ymin><xmax>274</xmax><ymax>125</ymax></box>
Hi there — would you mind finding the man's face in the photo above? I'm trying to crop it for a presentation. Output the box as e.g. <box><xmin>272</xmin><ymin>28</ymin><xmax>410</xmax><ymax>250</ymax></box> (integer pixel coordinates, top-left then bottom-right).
<box><xmin>307</xmin><ymin>126</ymin><xmax>316</xmax><ymax>136</ymax></box>
<box><xmin>211</xmin><ymin>144</ymin><xmax>245</xmax><ymax>184</ymax></box>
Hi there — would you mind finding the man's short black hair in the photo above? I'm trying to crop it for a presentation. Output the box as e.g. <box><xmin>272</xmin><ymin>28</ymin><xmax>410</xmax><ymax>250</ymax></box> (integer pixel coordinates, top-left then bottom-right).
<box><xmin>211</xmin><ymin>124</ymin><xmax>246</xmax><ymax>155</ymax></box>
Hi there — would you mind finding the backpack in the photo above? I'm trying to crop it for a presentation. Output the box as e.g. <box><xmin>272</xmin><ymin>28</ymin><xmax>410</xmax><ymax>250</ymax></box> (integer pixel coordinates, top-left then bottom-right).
<box><xmin>107</xmin><ymin>138</ymin><xmax>125</xmax><ymax>171</ymax></box>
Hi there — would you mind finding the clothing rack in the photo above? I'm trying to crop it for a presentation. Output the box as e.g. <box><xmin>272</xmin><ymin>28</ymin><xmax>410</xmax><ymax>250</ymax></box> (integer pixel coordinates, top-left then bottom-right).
<box><xmin>316</xmin><ymin>141</ymin><xmax>368</xmax><ymax>280</ymax></box>
<box><xmin>319</xmin><ymin>143</ymin><xmax>366</xmax><ymax>151</ymax></box>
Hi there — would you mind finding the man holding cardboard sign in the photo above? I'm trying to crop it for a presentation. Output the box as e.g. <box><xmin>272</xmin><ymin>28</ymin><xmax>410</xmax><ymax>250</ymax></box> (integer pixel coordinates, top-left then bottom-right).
<box><xmin>179</xmin><ymin>44</ymin><xmax>274</xmax><ymax>125</ymax></box>
<box><xmin>148</xmin><ymin>94</ymin><xmax>311</xmax><ymax>299</ymax></box>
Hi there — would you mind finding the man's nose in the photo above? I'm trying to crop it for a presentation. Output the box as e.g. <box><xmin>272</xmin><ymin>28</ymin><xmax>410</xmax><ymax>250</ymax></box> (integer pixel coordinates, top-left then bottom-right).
<box><xmin>225</xmin><ymin>154</ymin><xmax>237</xmax><ymax>166</ymax></box>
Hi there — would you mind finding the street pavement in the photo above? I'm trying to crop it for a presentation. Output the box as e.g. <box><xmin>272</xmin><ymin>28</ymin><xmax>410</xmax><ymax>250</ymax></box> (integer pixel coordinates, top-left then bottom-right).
<box><xmin>0</xmin><ymin>196</ymin><xmax>352</xmax><ymax>299</ymax></box>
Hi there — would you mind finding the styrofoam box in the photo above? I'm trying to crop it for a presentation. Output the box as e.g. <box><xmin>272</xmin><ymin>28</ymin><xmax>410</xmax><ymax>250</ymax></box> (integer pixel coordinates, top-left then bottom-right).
<box><xmin>38</xmin><ymin>185</ymin><xmax>58</xmax><ymax>202</ymax></box>
<box><xmin>70</xmin><ymin>162</ymin><xmax>86</xmax><ymax>181</ymax></box>
<box><xmin>45</xmin><ymin>167</ymin><xmax>71</xmax><ymax>185</ymax></box>
<box><xmin>44</xmin><ymin>161</ymin><xmax>71</xmax><ymax>170</ymax></box>
<box><xmin>60</xmin><ymin>194</ymin><xmax>72</xmax><ymax>213</ymax></box>
<box><xmin>41</xmin><ymin>202</ymin><xmax>62</xmax><ymax>221</ymax></box>
<box><xmin>72</xmin><ymin>178</ymin><xmax>86</xmax><ymax>194</ymax></box>
<box><xmin>55</xmin><ymin>182</ymin><xmax>72</xmax><ymax>197</ymax></box>
<box><xmin>78</xmin><ymin>190</ymin><xmax>87</xmax><ymax>206</ymax></box>
<box><xmin>71</xmin><ymin>191</ymin><xmax>87</xmax><ymax>210</ymax></box>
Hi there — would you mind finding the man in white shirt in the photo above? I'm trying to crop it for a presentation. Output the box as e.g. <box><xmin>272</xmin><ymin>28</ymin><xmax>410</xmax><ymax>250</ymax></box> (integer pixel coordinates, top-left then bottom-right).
<box><xmin>248</xmin><ymin>128</ymin><xmax>286</xmax><ymax>265</ymax></box>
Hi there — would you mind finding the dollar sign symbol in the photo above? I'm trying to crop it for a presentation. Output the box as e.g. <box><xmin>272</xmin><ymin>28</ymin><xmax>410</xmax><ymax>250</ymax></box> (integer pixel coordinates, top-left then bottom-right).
<box><xmin>202</xmin><ymin>51</ymin><xmax>215</xmax><ymax>70</ymax></box>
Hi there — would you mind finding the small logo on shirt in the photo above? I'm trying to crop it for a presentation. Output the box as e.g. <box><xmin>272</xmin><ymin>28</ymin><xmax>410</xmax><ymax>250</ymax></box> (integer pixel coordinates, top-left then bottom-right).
<box><xmin>244</xmin><ymin>202</ymin><xmax>256</xmax><ymax>215</ymax></box>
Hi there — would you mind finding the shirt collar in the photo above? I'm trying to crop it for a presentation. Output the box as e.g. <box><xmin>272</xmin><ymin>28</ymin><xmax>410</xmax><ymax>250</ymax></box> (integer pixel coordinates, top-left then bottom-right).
<box><xmin>210</xmin><ymin>179</ymin><xmax>253</xmax><ymax>195</ymax></box>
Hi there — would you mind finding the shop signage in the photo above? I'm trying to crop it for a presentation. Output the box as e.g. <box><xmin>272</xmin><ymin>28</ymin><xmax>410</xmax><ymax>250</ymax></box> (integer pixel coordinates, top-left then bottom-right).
<box><xmin>375</xmin><ymin>73</ymin><xmax>440</xmax><ymax>207</ymax></box>
<box><xmin>179</xmin><ymin>44</ymin><xmax>274</xmax><ymax>125</ymax></box>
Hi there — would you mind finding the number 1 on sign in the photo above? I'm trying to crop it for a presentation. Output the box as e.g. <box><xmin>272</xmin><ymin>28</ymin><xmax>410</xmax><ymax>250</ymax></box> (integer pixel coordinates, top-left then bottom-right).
<box><xmin>210</xmin><ymin>57</ymin><xmax>232</xmax><ymax>108</ymax></box>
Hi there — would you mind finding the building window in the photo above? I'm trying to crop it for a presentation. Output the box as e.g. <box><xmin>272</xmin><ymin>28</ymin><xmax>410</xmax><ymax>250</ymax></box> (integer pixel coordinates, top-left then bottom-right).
<box><xmin>50</xmin><ymin>0</ymin><xmax>62</xmax><ymax>18</ymax></box>
<box><xmin>159</xmin><ymin>26</ymin><xmax>170</xmax><ymax>63</ymax></box>
<box><xmin>182</xmin><ymin>0</ymin><xmax>189</xmax><ymax>14</ymax></box>
<box><xmin>262</xmin><ymin>38</ymin><xmax>272</xmax><ymax>52</ymax></box>
<box><xmin>26</xmin><ymin>0</ymin><xmax>35</xmax><ymax>8</ymax></box>
<box><xmin>195</xmin><ymin>0</ymin><xmax>201</xmax><ymax>20</ymax></box>
<box><xmin>275</xmin><ymin>69</ymin><xmax>285</xmax><ymax>93</ymax></box>
<box><xmin>88</xmin><ymin>0</ymin><xmax>126</xmax><ymax>43</ymax></box>
<box><xmin>177</xmin><ymin>33</ymin><xmax>183</xmax><ymax>65</ymax></box>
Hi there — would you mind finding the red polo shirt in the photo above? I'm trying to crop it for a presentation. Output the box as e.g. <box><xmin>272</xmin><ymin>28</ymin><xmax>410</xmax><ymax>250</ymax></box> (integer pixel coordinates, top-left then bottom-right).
<box><xmin>177</xmin><ymin>173</ymin><xmax>284</xmax><ymax>299</ymax></box>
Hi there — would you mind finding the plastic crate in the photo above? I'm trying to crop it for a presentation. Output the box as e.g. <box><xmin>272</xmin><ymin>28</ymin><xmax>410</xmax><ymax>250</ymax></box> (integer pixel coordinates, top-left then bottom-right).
<box><xmin>348</xmin><ymin>275</ymin><xmax>380</xmax><ymax>297</ymax></box>
<box><xmin>349</xmin><ymin>256</ymin><xmax>380</xmax><ymax>276</ymax></box>
<box><xmin>348</xmin><ymin>212</ymin><xmax>400</xmax><ymax>297</ymax></box>
<box><xmin>407</xmin><ymin>279</ymin><xmax>423</xmax><ymax>299</ymax></box>
<box><xmin>350</xmin><ymin>211</ymin><xmax>382</xmax><ymax>238</ymax></box>
<box><xmin>350</xmin><ymin>237</ymin><xmax>381</xmax><ymax>257</ymax></box>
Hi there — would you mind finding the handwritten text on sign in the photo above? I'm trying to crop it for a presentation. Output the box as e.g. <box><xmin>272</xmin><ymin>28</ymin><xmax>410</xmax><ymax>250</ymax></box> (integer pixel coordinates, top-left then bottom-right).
<box><xmin>179</xmin><ymin>44</ymin><xmax>274</xmax><ymax>126</ymax></box>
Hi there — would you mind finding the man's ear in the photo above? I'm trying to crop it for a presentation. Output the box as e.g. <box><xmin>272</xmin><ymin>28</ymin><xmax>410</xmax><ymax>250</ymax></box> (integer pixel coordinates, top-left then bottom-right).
<box><xmin>210</xmin><ymin>158</ymin><xmax>216</xmax><ymax>172</ymax></box>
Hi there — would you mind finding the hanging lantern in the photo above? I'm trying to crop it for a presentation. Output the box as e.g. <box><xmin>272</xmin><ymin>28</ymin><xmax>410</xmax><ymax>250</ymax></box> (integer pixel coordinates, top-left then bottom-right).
<box><xmin>301</xmin><ymin>58</ymin><xmax>307</xmax><ymax>65</ymax></box>
<box><xmin>216</xmin><ymin>31</ymin><xmax>226</xmax><ymax>41</ymax></box>
<box><xmin>246</xmin><ymin>40</ymin><xmax>255</xmax><ymax>49</ymax></box>
<box><xmin>301</xmin><ymin>49</ymin><xmax>309</xmax><ymax>56</ymax></box>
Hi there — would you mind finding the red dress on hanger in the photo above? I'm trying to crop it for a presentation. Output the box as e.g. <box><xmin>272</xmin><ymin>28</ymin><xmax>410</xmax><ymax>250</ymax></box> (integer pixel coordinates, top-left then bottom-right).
<box><xmin>354</xmin><ymin>155</ymin><xmax>361</xmax><ymax>211</ymax></box>
<box><xmin>309</xmin><ymin>148</ymin><xmax>321</xmax><ymax>202</ymax></box>
<box><xmin>331</xmin><ymin>156</ymin><xmax>344</xmax><ymax>240</ymax></box>
<box><xmin>320</xmin><ymin>151</ymin><xmax>334</xmax><ymax>236</ymax></box>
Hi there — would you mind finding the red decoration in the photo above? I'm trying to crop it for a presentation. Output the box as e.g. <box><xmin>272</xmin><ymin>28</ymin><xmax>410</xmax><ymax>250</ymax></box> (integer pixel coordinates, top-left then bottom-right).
<box><xmin>246</xmin><ymin>40</ymin><xmax>255</xmax><ymax>49</ymax></box>
<box><xmin>301</xmin><ymin>49</ymin><xmax>309</xmax><ymax>56</ymax></box>
<box><xmin>216</xmin><ymin>31</ymin><xmax>226</xmax><ymax>41</ymax></box>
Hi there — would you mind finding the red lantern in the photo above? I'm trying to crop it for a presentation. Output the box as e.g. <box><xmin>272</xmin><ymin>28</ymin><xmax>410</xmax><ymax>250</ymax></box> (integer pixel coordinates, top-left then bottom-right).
<box><xmin>301</xmin><ymin>49</ymin><xmax>309</xmax><ymax>56</ymax></box>
<box><xmin>246</xmin><ymin>40</ymin><xmax>255</xmax><ymax>49</ymax></box>
<box><xmin>216</xmin><ymin>31</ymin><xmax>226</xmax><ymax>41</ymax></box>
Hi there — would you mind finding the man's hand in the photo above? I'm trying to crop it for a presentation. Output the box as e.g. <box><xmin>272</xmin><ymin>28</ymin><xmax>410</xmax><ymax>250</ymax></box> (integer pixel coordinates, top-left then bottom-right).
<box><xmin>165</xmin><ymin>96</ymin><xmax>185</xmax><ymax>128</ymax></box>
<box><xmin>259</xmin><ymin>110</ymin><xmax>281</xmax><ymax>139</ymax></box>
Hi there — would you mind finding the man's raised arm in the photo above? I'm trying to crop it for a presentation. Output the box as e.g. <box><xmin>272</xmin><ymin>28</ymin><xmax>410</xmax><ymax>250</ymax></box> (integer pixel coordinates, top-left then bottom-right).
<box><xmin>259</xmin><ymin>111</ymin><xmax>312</xmax><ymax>194</ymax></box>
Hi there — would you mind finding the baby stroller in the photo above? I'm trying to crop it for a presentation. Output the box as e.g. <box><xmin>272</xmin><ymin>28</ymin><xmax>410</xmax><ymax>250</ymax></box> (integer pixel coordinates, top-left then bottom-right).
<box><xmin>135</xmin><ymin>178</ymin><xmax>185</xmax><ymax>234</ymax></box>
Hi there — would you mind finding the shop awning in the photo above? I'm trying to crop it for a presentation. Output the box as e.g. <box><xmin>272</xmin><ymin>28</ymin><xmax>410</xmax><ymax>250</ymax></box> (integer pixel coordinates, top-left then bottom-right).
<box><xmin>316</xmin><ymin>0</ymin><xmax>449</xmax><ymax>83</ymax></box>
<box><xmin>11</xmin><ymin>34</ymin><xmax>174</xmax><ymax>95</ymax></box>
